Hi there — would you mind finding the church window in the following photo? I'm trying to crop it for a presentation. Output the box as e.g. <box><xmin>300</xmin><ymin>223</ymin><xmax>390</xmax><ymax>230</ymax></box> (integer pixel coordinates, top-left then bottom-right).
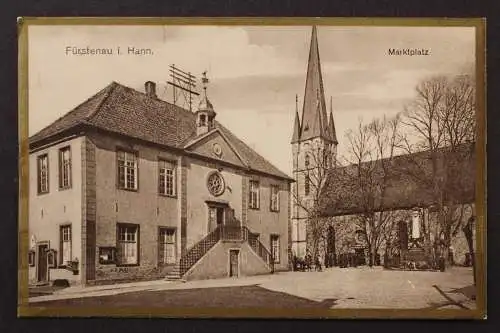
<box><xmin>207</xmin><ymin>171</ymin><xmax>225</xmax><ymax>197</ymax></box>
<box><xmin>304</xmin><ymin>174</ymin><xmax>310</xmax><ymax>196</ymax></box>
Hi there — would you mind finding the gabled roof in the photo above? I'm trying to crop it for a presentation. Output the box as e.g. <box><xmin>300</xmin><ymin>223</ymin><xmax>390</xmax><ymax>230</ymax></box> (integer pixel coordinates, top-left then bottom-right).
<box><xmin>30</xmin><ymin>81</ymin><xmax>292</xmax><ymax>181</ymax></box>
<box><xmin>318</xmin><ymin>144</ymin><xmax>476</xmax><ymax>217</ymax></box>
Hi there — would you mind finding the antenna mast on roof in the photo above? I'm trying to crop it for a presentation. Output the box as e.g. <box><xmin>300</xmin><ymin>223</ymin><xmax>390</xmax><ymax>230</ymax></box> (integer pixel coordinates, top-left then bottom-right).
<box><xmin>167</xmin><ymin>64</ymin><xmax>200</xmax><ymax>111</ymax></box>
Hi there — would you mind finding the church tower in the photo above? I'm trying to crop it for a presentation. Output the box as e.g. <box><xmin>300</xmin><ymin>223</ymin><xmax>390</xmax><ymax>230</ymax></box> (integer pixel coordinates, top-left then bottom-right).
<box><xmin>291</xmin><ymin>26</ymin><xmax>338</xmax><ymax>258</ymax></box>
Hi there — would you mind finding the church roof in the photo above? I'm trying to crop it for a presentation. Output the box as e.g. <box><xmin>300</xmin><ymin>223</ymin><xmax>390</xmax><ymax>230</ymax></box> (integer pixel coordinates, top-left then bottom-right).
<box><xmin>318</xmin><ymin>144</ymin><xmax>476</xmax><ymax>217</ymax></box>
<box><xmin>328</xmin><ymin>110</ymin><xmax>338</xmax><ymax>145</ymax></box>
<box><xmin>299</xmin><ymin>26</ymin><xmax>331</xmax><ymax>142</ymax></box>
<box><xmin>29</xmin><ymin>81</ymin><xmax>293</xmax><ymax>181</ymax></box>
<box><xmin>290</xmin><ymin>101</ymin><xmax>301</xmax><ymax>144</ymax></box>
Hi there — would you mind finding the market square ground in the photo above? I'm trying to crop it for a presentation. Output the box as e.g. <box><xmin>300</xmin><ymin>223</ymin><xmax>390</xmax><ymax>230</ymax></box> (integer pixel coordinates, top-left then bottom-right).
<box><xmin>29</xmin><ymin>266</ymin><xmax>476</xmax><ymax>310</ymax></box>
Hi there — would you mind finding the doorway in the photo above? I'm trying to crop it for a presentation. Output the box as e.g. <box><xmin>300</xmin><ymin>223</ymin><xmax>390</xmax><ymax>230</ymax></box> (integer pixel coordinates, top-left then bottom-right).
<box><xmin>229</xmin><ymin>249</ymin><xmax>240</xmax><ymax>277</ymax></box>
<box><xmin>37</xmin><ymin>243</ymin><xmax>49</xmax><ymax>283</ymax></box>
<box><xmin>207</xmin><ymin>204</ymin><xmax>227</xmax><ymax>232</ymax></box>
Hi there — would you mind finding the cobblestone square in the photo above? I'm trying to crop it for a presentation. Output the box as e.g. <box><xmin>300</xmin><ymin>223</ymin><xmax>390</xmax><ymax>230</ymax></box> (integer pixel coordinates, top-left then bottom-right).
<box><xmin>30</xmin><ymin>266</ymin><xmax>476</xmax><ymax>311</ymax></box>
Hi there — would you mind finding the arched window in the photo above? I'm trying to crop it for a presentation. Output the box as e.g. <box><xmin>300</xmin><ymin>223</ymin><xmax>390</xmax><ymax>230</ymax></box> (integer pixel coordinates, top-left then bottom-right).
<box><xmin>305</xmin><ymin>154</ymin><xmax>310</xmax><ymax>168</ymax></box>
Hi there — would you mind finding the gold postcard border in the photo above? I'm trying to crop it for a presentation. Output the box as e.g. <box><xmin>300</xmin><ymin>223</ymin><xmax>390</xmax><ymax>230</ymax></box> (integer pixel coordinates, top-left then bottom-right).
<box><xmin>17</xmin><ymin>16</ymin><xmax>487</xmax><ymax>319</ymax></box>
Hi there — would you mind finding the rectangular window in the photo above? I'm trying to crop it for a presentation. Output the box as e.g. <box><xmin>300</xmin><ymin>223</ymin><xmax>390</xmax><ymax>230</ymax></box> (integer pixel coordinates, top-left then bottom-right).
<box><xmin>117</xmin><ymin>224</ymin><xmax>139</xmax><ymax>265</ymax></box>
<box><xmin>117</xmin><ymin>150</ymin><xmax>138</xmax><ymax>190</ymax></box>
<box><xmin>158</xmin><ymin>228</ymin><xmax>176</xmax><ymax>265</ymax></box>
<box><xmin>59</xmin><ymin>225</ymin><xmax>72</xmax><ymax>266</ymax></box>
<box><xmin>249</xmin><ymin>180</ymin><xmax>260</xmax><ymax>209</ymax></box>
<box><xmin>58</xmin><ymin>146</ymin><xmax>72</xmax><ymax>189</ymax></box>
<box><xmin>98</xmin><ymin>247</ymin><xmax>116</xmax><ymax>265</ymax></box>
<box><xmin>304</xmin><ymin>174</ymin><xmax>310</xmax><ymax>196</ymax></box>
<box><xmin>28</xmin><ymin>250</ymin><xmax>35</xmax><ymax>267</ymax></box>
<box><xmin>37</xmin><ymin>154</ymin><xmax>49</xmax><ymax>194</ymax></box>
<box><xmin>271</xmin><ymin>235</ymin><xmax>280</xmax><ymax>263</ymax></box>
<box><xmin>270</xmin><ymin>185</ymin><xmax>280</xmax><ymax>212</ymax></box>
<box><xmin>158</xmin><ymin>160</ymin><xmax>176</xmax><ymax>196</ymax></box>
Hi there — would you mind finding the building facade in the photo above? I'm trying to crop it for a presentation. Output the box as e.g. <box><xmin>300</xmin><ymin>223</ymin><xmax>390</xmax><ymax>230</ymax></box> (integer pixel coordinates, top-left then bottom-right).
<box><xmin>28</xmin><ymin>76</ymin><xmax>293</xmax><ymax>286</ymax></box>
<box><xmin>290</xmin><ymin>26</ymin><xmax>338</xmax><ymax>259</ymax></box>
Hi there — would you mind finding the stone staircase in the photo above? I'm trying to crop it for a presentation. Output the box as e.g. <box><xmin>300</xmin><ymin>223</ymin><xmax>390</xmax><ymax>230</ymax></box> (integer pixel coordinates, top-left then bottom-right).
<box><xmin>166</xmin><ymin>225</ymin><xmax>274</xmax><ymax>281</ymax></box>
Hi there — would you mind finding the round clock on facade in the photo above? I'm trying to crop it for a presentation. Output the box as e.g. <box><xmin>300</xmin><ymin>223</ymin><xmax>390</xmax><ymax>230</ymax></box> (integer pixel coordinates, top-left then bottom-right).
<box><xmin>212</xmin><ymin>143</ymin><xmax>222</xmax><ymax>157</ymax></box>
<box><xmin>207</xmin><ymin>171</ymin><xmax>225</xmax><ymax>196</ymax></box>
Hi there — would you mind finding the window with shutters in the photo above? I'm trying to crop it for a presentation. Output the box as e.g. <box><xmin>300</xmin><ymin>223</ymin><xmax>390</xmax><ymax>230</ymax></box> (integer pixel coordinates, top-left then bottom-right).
<box><xmin>117</xmin><ymin>224</ymin><xmax>139</xmax><ymax>265</ymax></box>
<box><xmin>117</xmin><ymin>150</ymin><xmax>138</xmax><ymax>190</ymax></box>
<box><xmin>158</xmin><ymin>228</ymin><xmax>176</xmax><ymax>265</ymax></box>
<box><xmin>37</xmin><ymin>154</ymin><xmax>49</xmax><ymax>194</ymax></box>
<box><xmin>249</xmin><ymin>180</ymin><xmax>260</xmax><ymax>209</ymax></box>
<box><xmin>270</xmin><ymin>185</ymin><xmax>280</xmax><ymax>212</ymax></box>
<box><xmin>59</xmin><ymin>225</ymin><xmax>72</xmax><ymax>266</ymax></box>
<box><xmin>271</xmin><ymin>235</ymin><xmax>280</xmax><ymax>263</ymax></box>
<box><xmin>58</xmin><ymin>146</ymin><xmax>72</xmax><ymax>189</ymax></box>
<box><xmin>158</xmin><ymin>160</ymin><xmax>176</xmax><ymax>196</ymax></box>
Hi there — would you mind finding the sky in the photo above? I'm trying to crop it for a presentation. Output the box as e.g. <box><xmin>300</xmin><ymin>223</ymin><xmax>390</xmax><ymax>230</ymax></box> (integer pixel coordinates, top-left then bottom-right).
<box><xmin>28</xmin><ymin>25</ymin><xmax>475</xmax><ymax>176</ymax></box>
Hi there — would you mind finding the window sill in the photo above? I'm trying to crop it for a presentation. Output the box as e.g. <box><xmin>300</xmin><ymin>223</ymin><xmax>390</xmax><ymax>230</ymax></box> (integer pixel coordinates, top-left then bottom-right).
<box><xmin>117</xmin><ymin>188</ymin><xmax>138</xmax><ymax>193</ymax></box>
<box><xmin>270</xmin><ymin>209</ymin><xmax>280</xmax><ymax>213</ymax></box>
<box><xmin>249</xmin><ymin>207</ymin><xmax>260</xmax><ymax>211</ymax></box>
<box><xmin>37</xmin><ymin>191</ymin><xmax>50</xmax><ymax>196</ymax></box>
<box><xmin>98</xmin><ymin>261</ymin><xmax>116</xmax><ymax>265</ymax></box>
<box><xmin>158</xmin><ymin>194</ymin><xmax>178</xmax><ymax>199</ymax></box>
<box><xmin>58</xmin><ymin>186</ymin><xmax>72</xmax><ymax>191</ymax></box>
<box><xmin>115</xmin><ymin>263</ymin><xmax>140</xmax><ymax>267</ymax></box>
<box><xmin>159</xmin><ymin>263</ymin><xmax>177</xmax><ymax>267</ymax></box>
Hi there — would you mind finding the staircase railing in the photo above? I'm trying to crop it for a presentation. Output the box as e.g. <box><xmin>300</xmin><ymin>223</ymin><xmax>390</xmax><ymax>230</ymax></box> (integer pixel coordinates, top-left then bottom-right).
<box><xmin>242</xmin><ymin>226</ymin><xmax>275</xmax><ymax>273</ymax></box>
<box><xmin>179</xmin><ymin>225</ymin><xmax>222</xmax><ymax>276</ymax></box>
<box><xmin>178</xmin><ymin>225</ymin><xmax>275</xmax><ymax>277</ymax></box>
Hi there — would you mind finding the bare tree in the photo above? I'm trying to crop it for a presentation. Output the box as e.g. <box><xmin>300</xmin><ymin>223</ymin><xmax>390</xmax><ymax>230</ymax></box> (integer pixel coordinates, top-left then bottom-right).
<box><xmin>342</xmin><ymin>115</ymin><xmax>401</xmax><ymax>267</ymax></box>
<box><xmin>399</xmin><ymin>73</ymin><xmax>476</xmax><ymax>267</ymax></box>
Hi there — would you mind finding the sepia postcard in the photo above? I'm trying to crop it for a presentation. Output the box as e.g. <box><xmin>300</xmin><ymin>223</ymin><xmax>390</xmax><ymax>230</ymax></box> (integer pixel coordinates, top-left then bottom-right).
<box><xmin>18</xmin><ymin>17</ymin><xmax>486</xmax><ymax>319</ymax></box>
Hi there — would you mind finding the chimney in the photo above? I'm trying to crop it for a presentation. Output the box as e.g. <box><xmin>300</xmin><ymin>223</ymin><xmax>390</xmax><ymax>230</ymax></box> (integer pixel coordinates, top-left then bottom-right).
<box><xmin>145</xmin><ymin>81</ymin><xmax>156</xmax><ymax>98</ymax></box>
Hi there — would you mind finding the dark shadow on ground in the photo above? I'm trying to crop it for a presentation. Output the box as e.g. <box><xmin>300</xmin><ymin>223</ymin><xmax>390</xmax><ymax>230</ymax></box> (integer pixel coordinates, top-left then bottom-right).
<box><xmin>422</xmin><ymin>285</ymin><xmax>473</xmax><ymax>310</ymax></box>
<box><xmin>30</xmin><ymin>285</ymin><xmax>338</xmax><ymax>309</ymax></box>
<box><xmin>29</xmin><ymin>285</ymin><xmax>68</xmax><ymax>298</ymax></box>
<box><xmin>450</xmin><ymin>285</ymin><xmax>476</xmax><ymax>300</ymax></box>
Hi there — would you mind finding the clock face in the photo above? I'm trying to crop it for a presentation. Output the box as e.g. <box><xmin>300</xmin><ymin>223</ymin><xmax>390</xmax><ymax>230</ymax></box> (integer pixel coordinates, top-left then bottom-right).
<box><xmin>213</xmin><ymin>143</ymin><xmax>222</xmax><ymax>157</ymax></box>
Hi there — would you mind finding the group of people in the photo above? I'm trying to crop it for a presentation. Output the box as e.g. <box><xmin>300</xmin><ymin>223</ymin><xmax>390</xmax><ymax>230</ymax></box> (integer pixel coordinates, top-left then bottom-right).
<box><xmin>292</xmin><ymin>254</ymin><xmax>323</xmax><ymax>272</ymax></box>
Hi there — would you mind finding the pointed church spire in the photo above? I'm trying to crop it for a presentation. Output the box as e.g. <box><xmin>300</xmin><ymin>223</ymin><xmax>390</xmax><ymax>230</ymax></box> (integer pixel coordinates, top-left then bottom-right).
<box><xmin>291</xmin><ymin>94</ymin><xmax>301</xmax><ymax>144</ymax></box>
<box><xmin>299</xmin><ymin>25</ymin><xmax>330</xmax><ymax>142</ymax></box>
<box><xmin>329</xmin><ymin>96</ymin><xmax>338</xmax><ymax>144</ymax></box>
